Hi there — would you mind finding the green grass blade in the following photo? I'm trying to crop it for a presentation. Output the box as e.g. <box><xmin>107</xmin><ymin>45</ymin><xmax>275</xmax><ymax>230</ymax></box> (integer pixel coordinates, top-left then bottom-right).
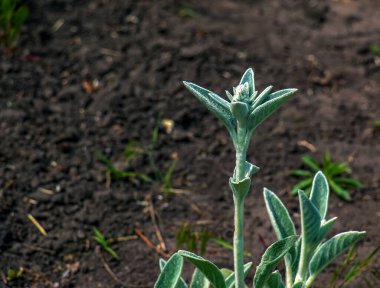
<box><xmin>329</xmin><ymin>179</ymin><xmax>352</xmax><ymax>201</ymax></box>
<box><xmin>291</xmin><ymin>178</ymin><xmax>313</xmax><ymax>195</ymax></box>
<box><xmin>301</xmin><ymin>156</ymin><xmax>320</xmax><ymax>172</ymax></box>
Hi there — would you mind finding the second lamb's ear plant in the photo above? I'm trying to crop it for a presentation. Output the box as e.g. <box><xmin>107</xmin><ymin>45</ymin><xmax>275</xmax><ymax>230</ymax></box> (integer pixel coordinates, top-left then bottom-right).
<box><xmin>153</xmin><ymin>68</ymin><xmax>366</xmax><ymax>288</ymax></box>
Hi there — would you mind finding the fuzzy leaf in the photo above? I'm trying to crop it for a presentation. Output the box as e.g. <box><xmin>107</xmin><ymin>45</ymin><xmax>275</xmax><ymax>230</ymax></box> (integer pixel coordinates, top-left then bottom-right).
<box><xmin>310</xmin><ymin>171</ymin><xmax>329</xmax><ymax>219</ymax></box>
<box><xmin>225</xmin><ymin>262</ymin><xmax>253</xmax><ymax>288</ymax></box>
<box><xmin>160</xmin><ymin>259</ymin><xmax>187</xmax><ymax>288</ymax></box>
<box><xmin>318</xmin><ymin>217</ymin><xmax>337</xmax><ymax>242</ymax></box>
<box><xmin>299</xmin><ymin>191</ymin><xmax>321</xmax><ymax>247</ymax></box>
<box><xmin>266</xmin><ymin>271</ymin><xmax>285</xmax><ymax>288</ymax></box>
<box><xmin>178</xmin><ymin>250</ymin><xmax>226</xmax><ymax>288</ymax></box>
<box><xmin>231</xmin><ymin>101</ymin><xmax>249</xmax><ymax>125</ymax></box>
<box><xmin>247</xmin><ymin>88</ymin><xmax>297</xmax><ymax>132</ymax></box>
<box><xmin>155</xmin><ymin>253</ymin><xmax>184</xmax><ymax>288</ymax></box>
<box><xmin>183</xmin><ymin>82</ymin><xmax>235</xmax><ymax>135</ymax></box>
<box><xmin>309</xmin><ymin>232</ymin><xmax>366</xmax><ymax>279</ymax></box>
<box><xmin>244</xmin><ymin>161</ymin><xmax>260</xmax><ymax>178</ymax></box>
<box><xmin>253</xmin><ymin>236</ymin><xmax>298</xmax><ymax>288</ymax></box>
<box><xmin>190</xmin><ymin>268</ymin><xmax>209</xmax><ymax>288</ymax></box>
<box><xmin>239</xmin><ymin>68</ymin><xmax>255</xmax><ymax>98</ymax></box>
<box><xmin>264</xmin><ymin>188</ymin><xmax>296</xmax><ymax>240</ymax></box>
<box><xmin>292</xmin><ymin>282</ymin><xmax>305</xmax><ymax>288</ymax></box>
<box><xmin>229</xmin><ymin>177</ymin><xmax>251</xmax><ymax>199</ymax></box>
<box><xmin>251</xmin><ymin>86</ymin><xmax>273</xmax><ymax>110</ymax></box>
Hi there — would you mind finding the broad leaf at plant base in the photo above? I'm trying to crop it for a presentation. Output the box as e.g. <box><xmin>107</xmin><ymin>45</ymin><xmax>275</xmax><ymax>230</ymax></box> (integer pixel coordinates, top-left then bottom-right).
<box><xmin>308</xmin><ymin>231</ymin><xmax>366</xmax><ymax>285</ymax></box>
<box><xmin>225</xmin><ymin>262</ymin><xmax>253</xmax><ymax>288</ymax></box>
<box><xmin>159</xmin><ymin>258</ymin><xmax>187</xmax><ymax>288</ymax></box>
<box><xmin>155</xmin><ymin>253</ymin><xmax>184</xmax><ymax>288</ymax></box>
<box><xmin>178</xmin><ymin>250</ymin><xmax>226</xmax><ymax>288</ymax></box>
<box><xmin>253</xmin><ymin>236</ymin><xmax>298</xmax><ymax>288</ymax></box>
<box><xmin>189</xmin><ymin>268</ymin><xmax>209</xmax><ymax>288</ymax></box>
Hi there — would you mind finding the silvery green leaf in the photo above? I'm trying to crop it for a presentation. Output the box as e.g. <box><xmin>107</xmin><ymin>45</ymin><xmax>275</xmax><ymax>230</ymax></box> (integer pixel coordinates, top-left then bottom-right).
<box><xmin>317</xmin><ymin>217</ymin><xmax>337</xmax><ymax>242</ymax></box>
<box><xmin>220</xmin><ymin>268</ymin><xmax>233</xmax><ymax>279</ymax></box>
<box><xmin>229</xmin><ymin>177</ymin><xmax>251</xmax><ymax>199</ymax></box>
<box><xmin>239</xmin><ymin>68</ymin><xmax>255</xmax><ymax>98</ymax></box>
<box><xmin>155</xmin><ymin>253</ymin><xmax>184</xmax><ymax>288</ymax></box>
<box><xmin>299</xmin><ymin>191</ymin><xmax>321</xmax><ymax>247</ymax></box>
<box><xmin>264</xmin><ymin>188</ymin><xmax>297</xmax><ymax>281</ymax></box>
<box><xmin>247</xmin><ymin>88</ymin><xmax>297</xmax><ymax>132</ymax></box>
<box><xmin>225</xmin><ymin>262</ymin><xmax>253</xmax><ymax>288</ymax></box>
<box><xmin>253</xmin><ymin>236</ymin><xmax>298</xmax><ymax>288</ymax></box>
<box><xmin>245</xmin><ymin>161</ymin><xmax>260</xmax><ymax>178</ymax></box>
<box><xmin>297</xmin><ymin>191</ymin><xmax>322</xmax><ymax>280</ymax></box>
<box><xmin>183</xmin><ymin>81</ymin><xmax>235</xmax><ymax>135</ymax></box>
<box><xmin>251</xmin><ymin>86</ymin><xmax>273</xmax><ymax>110</ymax></box>
<box><xmin>178</xmin><ymin>250</ymin><xmax>226</xmax><ymax>288</ymax></box>
<box><xmin>190</xmin><ymin>268</ymin><xmax>209</xmax><ymax>288</ymax></box>
<box><xmin>292</xmin><ymin>282</ymin><xmax>305</xmax><ymax>288</ymax></box>
<box><xmin>264</xmin><ymin>188</ymin><xmax>296</xmax><ymax>241</ymax></box>
<box><xmin>291</xmin><ymin>238</ymin><xmax>302</xmax><ymax>279</ymax></box>
<box><xmin>159</xmin><ymin>258</ymin><xmax>187</xmax><ymax>288</ymax></box>
<box><xmin>231</xmin><ymin>101</ymin><xmax>249</xmax><ymax>125</ymax></box>
<box><xmin>265</xmin><ymin>271</ymin><xmax>285</xmax><ymax>288</ymax></box>
<box><xmin>226</xmin><ymin>90</ymin><xmax>234</xmax><ymax>101</ymax></box>
<box><xmin>309</xmin><ymin>232</ymin><xmax>366</xmax><ymax>279</ymax></box>
<box><xmin>310</xmin><ymin>171</ymin><xmax>329</xmax><ymax>219</ymax></box>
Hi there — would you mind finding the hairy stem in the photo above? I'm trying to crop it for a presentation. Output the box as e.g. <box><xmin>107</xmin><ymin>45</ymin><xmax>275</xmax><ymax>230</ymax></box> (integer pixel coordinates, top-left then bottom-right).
<box><xmin>234</xmin><ymin>192</ymin><xmax>245</xmax><ymax>288</ymax></box>
<box><xmin>233</xmin><ymin>126</ymin><xmax>248</xmax><ymax>288</ymax></box>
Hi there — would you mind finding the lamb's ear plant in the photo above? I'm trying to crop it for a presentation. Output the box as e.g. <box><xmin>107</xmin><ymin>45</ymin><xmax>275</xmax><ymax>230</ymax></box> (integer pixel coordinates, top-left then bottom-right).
<box><xmin>153</xmin><ymin>68</ymin><xmax>366</xmax><ymax>288</ymax></box>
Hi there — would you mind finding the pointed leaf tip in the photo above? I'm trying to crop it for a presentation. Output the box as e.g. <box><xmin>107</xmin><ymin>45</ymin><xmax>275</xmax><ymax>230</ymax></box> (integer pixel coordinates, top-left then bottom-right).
<box><xmin>183</xmin><ymin>81</ymin><xmax>235</xmax><ymax>135</ymax></box>
<box><xmin>239</xmin><ymin>68</ymin><xmax>255</xmax><ymax>98</ymax></box>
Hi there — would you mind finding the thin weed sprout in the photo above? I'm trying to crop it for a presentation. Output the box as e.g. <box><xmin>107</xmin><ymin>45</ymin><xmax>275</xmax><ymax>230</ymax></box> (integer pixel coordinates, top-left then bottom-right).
<box><xmin>96</xmin><ymin>117</ymin><xmax>178</xmax><ymax>194</ymax></box>
<box><xmin>0</xmin><ymin>0</ymin><xmax>28</xmax><ymax>52</ymax></box>
<box><xmin>153</xmin><ymin>68</ymin><xmax>366</xmax><ymax>288</ymax></box>
<box><xmin>290</xmin><ymin>152</ymin><xmax>365</xmax><ymax>201</ymax></box>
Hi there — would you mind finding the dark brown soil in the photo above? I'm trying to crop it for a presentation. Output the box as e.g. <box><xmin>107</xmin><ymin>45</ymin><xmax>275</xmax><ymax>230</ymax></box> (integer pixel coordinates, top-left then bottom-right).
<box><xmin>1</xmin><ymin>0</ymin><xmax>379</xmax><ymax>287</ymax></box>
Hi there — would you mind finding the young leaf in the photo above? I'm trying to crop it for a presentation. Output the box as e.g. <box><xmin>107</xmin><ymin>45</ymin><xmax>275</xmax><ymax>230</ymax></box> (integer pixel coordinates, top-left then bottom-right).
<box><xmin>154</xmin><ymin>253</ymin><xmax>184</xmax><ymax>288</ymax></box>
<box><xmin>247</xmin><ymin>88</ymin><xmax>297</xmax><ymax>132</ymax></box>
<box><xmin>239</xmin><ymin>68</ymin><xmax>255</xmax><ymax>98</ymax></box>
<box><xmin>178</xmin><ymin>250</ymin><xmax>226</xmax><ymax>288</ymax></box>
<box><xmin>309</xmin><ymin>232</ymin><xmax>366</xmax><ymax>280</ymax></box>
<box><xmin>190</xmin><ymin>268</ymin><xmax>209</xmax><ymax>288</ymax></box>
<box><xmin>310</xmin><ymin>171</ymin><xmax>329</xmax><ymax>219</ymax></box>
<box><xmin>231</xmin><ymin>101</ymin><xmax>249</xmax><ymax>125</ymax></box>
<box><xmin>318</xmin><ymin>217</ymin><xmax>337</xmax><ymax>242</ymax></box>
<box><xmin>159</xmin><ymin>259</ymin><xmax>187</xmax><ymax>288</ymax></box>
<box><xmin>225</xmin><ymin>262</ymin><xmax>253</xmax><ymax>288</ymax></box>
<box><xmin>251</xmin><ymin>86</ymin><xmax>273</xmax><ymax>110</ymax></box>
<box><xmin>183</xmin><ymin>82</ymin><xmax>235</xmax><ymax>136</ymax></box>
<box><xmin>253</xmin><ymin>236</ymin><xmax>298</xmax><ymax>288</ymax></box>
<box><xmin>266</xmin><ymin>271</ymin><xmax>285</xmax><ymax>288</ymax></box>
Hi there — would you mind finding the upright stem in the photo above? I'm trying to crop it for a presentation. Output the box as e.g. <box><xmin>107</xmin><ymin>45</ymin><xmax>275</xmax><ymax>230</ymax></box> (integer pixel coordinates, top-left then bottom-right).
<box><xmin>233</xmin><ymin>194</ymin><xmax>245</xmax><ymax>288</ymax></box>
<box><xmin>233</xmin><ymin>127</ymin><xmax>248</xmax><ymax>288</ymax></box>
